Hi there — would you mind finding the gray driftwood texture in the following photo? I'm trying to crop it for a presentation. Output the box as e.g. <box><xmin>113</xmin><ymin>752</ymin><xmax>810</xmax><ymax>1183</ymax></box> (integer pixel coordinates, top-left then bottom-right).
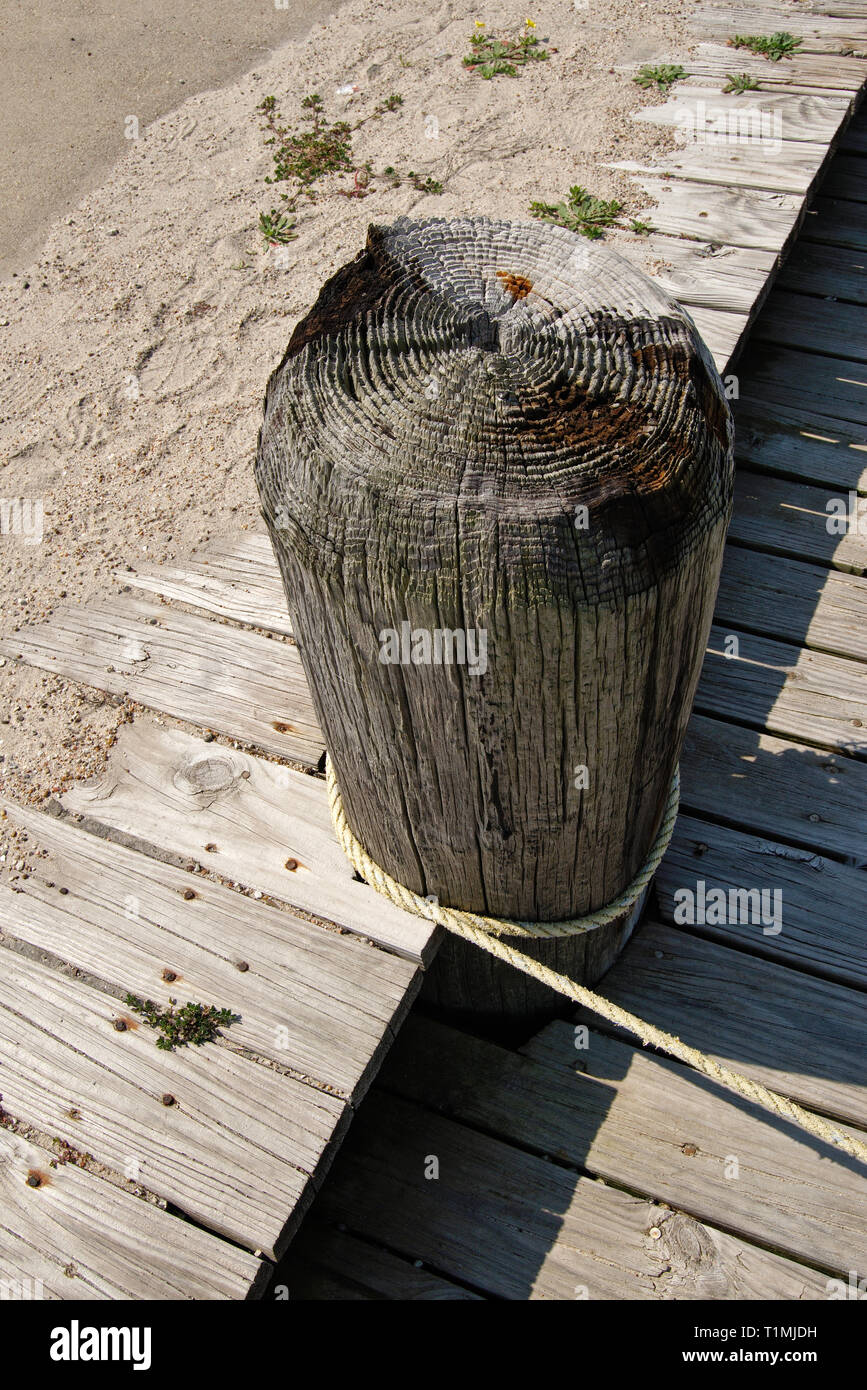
<box><xmin>256</xmin><ymin>216</ymin><xmax>734</xmax><ymax>1022</ymax></box>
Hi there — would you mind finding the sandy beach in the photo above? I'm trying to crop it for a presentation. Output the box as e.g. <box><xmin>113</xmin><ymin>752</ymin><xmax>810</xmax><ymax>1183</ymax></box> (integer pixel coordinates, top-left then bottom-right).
<box><xmin>0</xmin><ymin>0</ymin><xmax>339</xmax><ymax>280</ymax></box>
<box><xmin>0</xmin><ymin>0</ymin><xmax>694</xmax><ymax>869</ymax></box>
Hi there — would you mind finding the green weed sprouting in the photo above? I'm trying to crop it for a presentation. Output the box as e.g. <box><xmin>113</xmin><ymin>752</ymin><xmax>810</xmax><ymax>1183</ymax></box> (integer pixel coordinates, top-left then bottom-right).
<box><xmin>530</xmin><ymin>186</ymin><xmax>655</xmax><ymax>241</ymax></box>
<box><xmin>728</xmin><ymin>32</ymin><xmax>802</xmax><ymax>61</ymax></box>
<box><xmin>723</xmin><ymin>72</ymin><xmax>760</xmax><ymax>94</ymax></box>
<box><xmin>463</xmin><ymin>19</ymin><xmax>549</xmax><ymax>79</ymax></box>
<box><xmin>257</xmin><ymin>91</ymin><xmax>440</xmax><ymax>230</ymax></box>
<box><xmin>258</xmin><ymin>208</ymin><xmax>297</xmax><ymax>245</ymax></box>
<box><xmin>633</xmin><ymin>64</ymin><xmax>687</xmax><ymax>93</ymax></box>
<box><xmin>123</xmin><ymin>993</ymin><xmax>239</xmax><ymax>1051</ymax></box>
<box><xmin>530</xmin><ymin>185</ymin><xmax>624</xmax><ymax>240</ymax></box>
<box><xmin>260</xmin><ymin>93</ymin><xmax>353</xmax><ymax>208</ymax></box>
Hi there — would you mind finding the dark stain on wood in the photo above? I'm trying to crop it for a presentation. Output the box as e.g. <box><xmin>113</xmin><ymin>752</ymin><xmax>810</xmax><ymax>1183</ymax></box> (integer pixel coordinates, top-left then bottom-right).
<box><xmin>278</xmin><ymin>225</ymin><xmax>424</xmax><ymax>367</ymax></box>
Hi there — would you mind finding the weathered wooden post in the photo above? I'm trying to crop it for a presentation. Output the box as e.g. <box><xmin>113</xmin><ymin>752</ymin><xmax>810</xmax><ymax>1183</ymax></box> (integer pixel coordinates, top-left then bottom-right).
<box><xmin>256</xmin><ymin>216</ymin><xmax>734</xmax><ymax>1026</ymax></box>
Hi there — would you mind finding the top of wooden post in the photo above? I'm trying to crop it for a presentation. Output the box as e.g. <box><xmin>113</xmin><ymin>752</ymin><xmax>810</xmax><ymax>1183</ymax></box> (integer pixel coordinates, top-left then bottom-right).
<box><xmin>256</xmin><ymin>216</ymin><xmax>732</xmax><ymax>608</ymax></box>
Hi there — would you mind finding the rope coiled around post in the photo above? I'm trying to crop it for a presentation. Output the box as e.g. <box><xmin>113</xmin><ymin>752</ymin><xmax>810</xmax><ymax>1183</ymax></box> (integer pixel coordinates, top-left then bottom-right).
<box><xmin>327</xmin><ymin>757</ymin><xmax>867</xmax><ymax>1167</ymax></box>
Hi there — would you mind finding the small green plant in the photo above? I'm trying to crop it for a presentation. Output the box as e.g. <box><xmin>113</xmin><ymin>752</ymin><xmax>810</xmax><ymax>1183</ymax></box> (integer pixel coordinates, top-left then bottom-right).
<box><xmin>375</xmin><ymin>165</ymin><xmax>443</xmax><ymax>194</ymax></box>
<box><xmin>408</xmin><ymin>171</ymin><xmax>444</xmax><ymax>194</ymax></box>
<box><xmin>260</xmin><ymin>93</ymin><xmax>353</xmax><ymax>208</ymax></box>
<box><xmin>530</xmin><ymin>184</ymin><xmax>623</xmax><ymax>240</ymax></box>
<box><xmin>463</xmin><ymin>19</ymin><xmax>549</xmax><ymax>79</ymax></box>
<box><xmin>257</xmin><ymin>91</ymin><xmax>410</xmax><ymax>228</ymax></box>
<box><xmin>628</xmin><ymin>219</ymin><xmax>653</xmax><ymax>236</ymax></box>
<box><xmin>722</xmin><ymin>72</ymin><xmax>760</xmax><ymax>94</ymax></box>
<box><xmin>633</xmin><ymin>63</ymin><xmax>686</xmax><ymax>93</ymax></box>
<box><xmin>728</xmin><ymin>32</ymin><xmax>802</xmax><ymax>61</ymax></box>
<box><xmin>258</xmin><ymin>208</ymin><xmax>297</xmax><ymax>245</ymax></box>
<box><xmin>124</xmin><ymin>993</ymin><xmax>239</xmax><ymax>1051</ymax></box>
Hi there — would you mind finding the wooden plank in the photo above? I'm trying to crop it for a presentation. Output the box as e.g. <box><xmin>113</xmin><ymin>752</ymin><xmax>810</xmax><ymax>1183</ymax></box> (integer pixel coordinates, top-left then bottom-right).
<box><xmin>117</xmin><ymin>533</ymin><xmax>293</xmax><ymax>636</ymax></box>
<box><xmin>631</xmin><ymin>175</ymin><xmax>804</xmax><ymax>251</ymax></box>
<box><xmin>681</xmin><ymin>304</ymin><xmax>746</xmax><ymax>369</ymax></box>
<box><xmin>379</xmin><ymin>1015</ymin><xmax>865</xmax><ymax>1278</ymax></box>
<box><xmin>0</xmin><ymin>1127</ymin><xmax>266</xmax><ymax>1300</ymax></box>
<box><xmin>656</xmin><ymin>812</ymin><xmax>867</xmax><ymax>987</ymax></box>
<box><xmin>59</xmin><ymin>719</ymin><xmax>437</xmax><ymax>965</ymax></box>
<box><xmin>0</xmin><ymin>802</ymin><xmax>419</xmax><ymax>1101</ymax></box>
<box><xmin>652</xmin><ymin>74</ymin><xmax>860</xmax><ymax>100</ymax></box>
<box><xmin>776</xmin><ymin>239</ymin><xmax>867</xmax><ymax>303</ymax></box>
<box><xmin>613</xmin><ymin>234</ymin><xmax>775</xmax><ymax>314</ymax></box>
<box><xmin>700</xmin><ymin>6</ymin><xmax>867</xmax><ymax>52</ymax></box>
<box><xmin>823</xmin><ymin>2</ymin><xmax>867</xmax><ymax>16</ymax></box>
<box><xmin>569</xmin><ymin>920</ymin><xmax>867</xmax><ymax>1126</ymax></box>
<box><xmin>681</xmin><ymin>712</ymin><xmax>867</xmax><ymax>861</ymax></box>
<box><xmin>0</xmin><ymin>949</ymin><xmax>347</xmax><ymax>1259</ymax></box>
<box><xmin>716</xmin><ymin>545</ymin><xmax>867</xmax><ymax>660</ymax></box>
<box><xmin>312</xmin><ymin>1090</ymin><xmax>830</xmax><ymax>1299</ymax></box>
<box><xmin>275</xmin><ymin>1221</ymin><xmax>484</xmax><ymax>1300</ymax></box>
<box><xmin>611</xmin><ymin>138</ymin><xmax>830</xmax><ymax>194</ymax></box>
<box><xmin>632</xmin><ymin>85</ymin><xmax>852</xmax><ymax>146</ymax></box>
<box><xmin>729</xmin><ymin>469</ymin><xmax>867</xmax><ymax>572</ymax></box>
<box><xmin>0</xmin><ymin>596</ymin><xmax>322</xmax><ymax>766</ymax></box>
<box><xmin>733</xmin><ymin>396</ymin><xmax>867</xmax><ymax>491</ymax></box>
<box><xmin>804</xmin><ymin>194</ymin><xmax>867</xmax><ymax>248</ymax></box>
<box><xmin>753</xmin><ymin>287</ymin><xmax>867</xmax><ymax>360</ymax></box>
<box><xmin>734</xmin><ymin>342</ymin><xmax>867</xmax><ymax>425</ymax></box>
<box><xmin>823</xmin><ymin>154</ymin><xmax>867</xmax><ymax>199</ymax></box>
<box><xmin>695</xmin><ymin>622</ymin><xmax>867</xmax><ymax>755</ymax></box>
<box><xmin>671</xmin><ymin>43</ymin><xmax>867</xmax><ymax>92</ymax></box>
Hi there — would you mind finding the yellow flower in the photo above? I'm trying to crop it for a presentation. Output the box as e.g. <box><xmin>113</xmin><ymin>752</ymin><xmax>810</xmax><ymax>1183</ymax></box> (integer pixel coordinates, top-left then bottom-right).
<box><xmin>475</xmin><ymin>19</ymin><xmax>485</xmax><ymax>26</ymax></box>
<box><xmin>525</xmin><ymin>17</ymin><xmax>536</xmax><ymax>26</ymax></box>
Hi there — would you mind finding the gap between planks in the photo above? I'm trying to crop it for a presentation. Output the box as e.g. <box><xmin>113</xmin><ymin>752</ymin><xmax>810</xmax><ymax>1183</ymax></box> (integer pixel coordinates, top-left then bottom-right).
<box><xmin>376</xmin><ymin>1013</ymin><xmax>866</xmax><ymax>1281</ymax></box>
<box><xmin>0</xmin><ymin>1126</ymin><xmax>269</xmax><ymax>1301</ymax></box>
<box><xmin>0</xmin><ymin>797</ymin><xmax>422</xmax><ymax>1102</ymax></box>
<box><xmin>301</xmin><ymin>1086</ymin><xmax>834</xmax><ymax>1300</ymax></box>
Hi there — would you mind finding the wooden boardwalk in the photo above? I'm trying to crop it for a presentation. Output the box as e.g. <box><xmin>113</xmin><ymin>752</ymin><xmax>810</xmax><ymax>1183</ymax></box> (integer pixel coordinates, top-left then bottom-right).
<box><xmin>0</xmin><ymin>0</ymin><xmax>865</xmax><ymax>1299</ymax></box>
<box><xmin>273</xmin><ymin>102</ymin><xmax>867</xmax><ymax>1299</ymax></box>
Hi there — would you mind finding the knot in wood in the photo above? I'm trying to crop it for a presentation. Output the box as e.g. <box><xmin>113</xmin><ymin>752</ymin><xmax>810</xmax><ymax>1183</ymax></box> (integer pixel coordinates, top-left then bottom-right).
<box><xmin>173</xmin><ymin>756</ymin><xmax>237</xmax><ymax>796</ymax></box>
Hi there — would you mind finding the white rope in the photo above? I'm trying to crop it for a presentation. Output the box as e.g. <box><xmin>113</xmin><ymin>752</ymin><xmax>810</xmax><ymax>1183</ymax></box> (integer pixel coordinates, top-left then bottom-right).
<box><xmin>327</xmin><ymin>758</ymin><xmax>867</xmax><ymax>1166</ymax></box>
